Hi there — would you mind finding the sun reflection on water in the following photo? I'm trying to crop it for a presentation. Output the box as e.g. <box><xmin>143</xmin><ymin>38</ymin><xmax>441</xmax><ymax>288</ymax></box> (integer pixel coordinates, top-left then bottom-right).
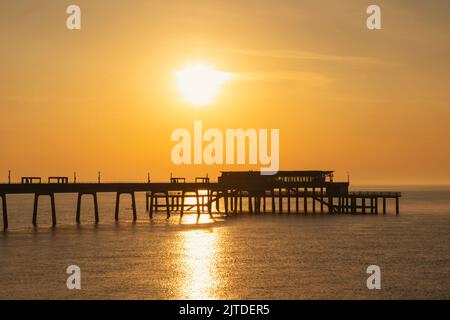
<box><xmin>179</xmin><ymin>229</ymin><xmax>220</xmax><ymax>299</ymax></box>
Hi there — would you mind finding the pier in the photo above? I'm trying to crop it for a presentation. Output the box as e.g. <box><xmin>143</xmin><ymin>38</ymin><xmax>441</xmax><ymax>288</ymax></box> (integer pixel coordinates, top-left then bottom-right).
<box><xmin>0</xmin><ymin>171</ymin><xmax>401</xmax><ymax>230</ymax></box>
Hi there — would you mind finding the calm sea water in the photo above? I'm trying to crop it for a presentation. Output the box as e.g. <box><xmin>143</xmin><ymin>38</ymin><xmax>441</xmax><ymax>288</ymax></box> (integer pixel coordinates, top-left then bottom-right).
<box><xmin>0</xmin><ymin>186</ymin><xmax>449</xmax><ymax>299</ymax></box>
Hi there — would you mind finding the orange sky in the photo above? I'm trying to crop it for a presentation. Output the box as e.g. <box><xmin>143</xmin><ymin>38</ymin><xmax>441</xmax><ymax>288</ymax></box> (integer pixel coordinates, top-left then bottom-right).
<box><xmin>1</xmin><ymin>0</ymin><xmax>449</xmax><ymax>184</ymax></box>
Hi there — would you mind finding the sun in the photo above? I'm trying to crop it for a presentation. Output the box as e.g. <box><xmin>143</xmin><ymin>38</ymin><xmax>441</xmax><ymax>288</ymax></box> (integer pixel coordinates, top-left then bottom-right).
<box><xmin>175</xmin><ymin>63</ymin><xmax>232</xmax><ymax>107</ymax></box>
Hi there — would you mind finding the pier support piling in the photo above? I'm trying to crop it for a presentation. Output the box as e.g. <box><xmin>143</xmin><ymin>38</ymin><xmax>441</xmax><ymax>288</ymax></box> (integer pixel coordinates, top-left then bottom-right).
<box><xmin>370</xmin><ymin>198</ymin><xmax>375</xmax><ymax>214</ymax></box>
<box><xmin>93</xmin><ymin>193</ymin><xmax>99</xmax><ymax>222</ymax></box>
<box><xmin>304</xmin><ymin>188</ymin><xmax>308</xmax><ymax>214</ymax></box>
<box><xmin>374</xmin><ymin>197</ymin><xmax>378</xmax><ymax>214</ymax></box>
<box><xmin>33</xmin><ymin>194</ymin><xmax>38</xmax><ymax>226</ymax></box>
<box><xmin>328</xmin><ymin>196</ymin><xmax>333</xmax><ymax>214</ymax></box>
<box><xmin>165</xmin><ymin>192</ymin><xmax>170</xmax><ymax>219</ymax></box>
<box><xmin>263</xmin><ymin>194</ymin><xmax>266</xmax><ymax>213</ymax></box>
<box><xmin>149</xmin><ymin>193</ymin><xmax>154</xmax><ymax>219</ymax></box>
<box><xmin>196</xmin><ymin>191</ymin><xmax>201</xmax><ymax>221</ymax></box>
<box><xmin>312</xmin><ymin>188</ymin><xmax>316</xmax><ymax>214</ymax></box>
<box><xmin>131</xmin><ymin>192</ymin><xmax>137</xmax><ymax>221</ymax></box>
<box><xmin>271</xmin><ymin>190</ymin><xmax>275</xmax><ymax>213</ymax></box>
<box><xmin>224</xmin><ymin>191</ymin><xmax>229</xmax><ymax>215</ymax></box>
<box><xmin>278</xmin><ymin>188</ymin><xmax>283</xmax><ymax>213</ymax></box>
<box><xmin>362</xmin><ymin>198</ymin><xmax>366</xmax><ymax>214</ymax></box>
<box><xmin>287</xmin><ymin>189</ymin><xmax>291</xmax><ymax>214</ymax></box>
<box><xmin>50</xmin><ymin>193</ymin><xmax>56</xmax><ymax>226</ymax></box>
<box><xmin>1</xmin><ymin>194</ymin><xmax>7</xmax><ymax>231</ymax></box>
<box><xmin>115</xmin><ymin>193</ymin><xmax>120</xmax><ymax>221</ymax></box>
<box><xmin>180</xmin><ymin>191</ymin><xmax>185</xmax><ymax>218</ymax></box>
<box><xmin>351</xmin><ymin>196</ymin><xmax>356</xmax><ymax>213</ymax></box>
<box><xmin>207</xmin><ymin>191</ymin><xmax>213</xmax><ymax>218</ymax></box>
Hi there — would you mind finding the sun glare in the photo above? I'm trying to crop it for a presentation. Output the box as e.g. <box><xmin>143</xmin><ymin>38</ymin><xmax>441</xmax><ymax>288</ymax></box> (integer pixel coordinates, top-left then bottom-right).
<box><xmin>175</xmin><ymin>63</ymin><xmax>232</xmax><ymax>107</ymax></box>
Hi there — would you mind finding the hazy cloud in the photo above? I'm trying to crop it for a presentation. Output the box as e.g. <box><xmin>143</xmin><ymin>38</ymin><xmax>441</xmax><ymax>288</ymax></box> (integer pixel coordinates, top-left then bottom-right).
<box><xmin>199</xmin><ymin>47</ymin><xmax>379</xmax><ymax>64</ymax></box>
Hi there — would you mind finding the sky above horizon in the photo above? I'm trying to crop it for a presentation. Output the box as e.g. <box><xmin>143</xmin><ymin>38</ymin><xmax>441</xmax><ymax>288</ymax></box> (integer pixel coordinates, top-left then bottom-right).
<box><xmin>1</xmin><ymin>0</ymin><xmax>450</xmax><ymax>184</ymax></box>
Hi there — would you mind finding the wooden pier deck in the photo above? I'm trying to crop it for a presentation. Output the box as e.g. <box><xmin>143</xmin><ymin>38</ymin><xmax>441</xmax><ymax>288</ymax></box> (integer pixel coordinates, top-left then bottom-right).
<box><xmin>0</xmin><ymin>171</ymin><xmax>401</xmax><ymax>230</ymax></box>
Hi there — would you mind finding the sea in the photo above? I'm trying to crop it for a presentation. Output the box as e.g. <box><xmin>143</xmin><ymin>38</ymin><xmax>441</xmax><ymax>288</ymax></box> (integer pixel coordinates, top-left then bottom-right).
<box><xmin>0</xmin><ymin>186</ymin><xmax>449</xmax><ymax>299</ymax></box>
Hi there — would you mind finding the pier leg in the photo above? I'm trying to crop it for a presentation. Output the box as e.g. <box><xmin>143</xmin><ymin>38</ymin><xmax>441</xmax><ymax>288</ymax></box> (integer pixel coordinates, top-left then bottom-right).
<box><xmin>230</xmin><ymin>193</ymin><xmax>234</xmax><ymax>213</ymax></box>
<box><xmin>337</xmin><ymin>197</ymin><xmax>340</xmax><ymax>213</ymax></box>
<box><xmin>1</xmin><ymin>194</ymin><xmax>7</xmax><ymax>231</ymax></box>
<box><xmin>196</xmin><ymin>192</ymin><xmax>201</xmax><ymax>221</ymax></box>
<box><xmin>145</xmin><ymin>193</ymin><xmax>149</xmax><ymax>212</ymax></box>
<box><xmin>278</xmin><ymin>188</ymin><xmax>283</xmax><ymax>213</ymax></box>
<box><xmin>374</xmin><ymin>197</ymin><xmax>378</xmax><ymax>214</ymax></box>
<box><xmin>208</xmin><ymin>190</ymin><xmax>214</xmax><ymax>214</ymax></box>
<box><xmin>320</xmin><ymin>188</ymin><xmax>324</xmax><ymax>214</ymax></box>
<box><xmin>370</xmin><ymin>198</ymin><xmax>374</xmax><ymax>214</ymax></box>
<box><xmin>216</xmin><ymin>193</ymin><xmax>220</xmax><ymax>212</ymax></box>
<box><xmin>271</xmin><ymin>190</ymin><xmax>275</xmax><ymax>213</ymax></box>
<box><xmin>203</xmin><ymin>195</ymin><xmax>206</xmax><ymax>213</ymax></box>
<box><xmin>296</xmin><ymin>188</ymin><xmax>299</xmax><ymax>214</ymax></box>
<box><xmin>256</xmin><ymin>195</ymin><xmax>260</xmax><ymax>213</ymax></box>
<box><xmin>131</xmin><ymin>192</ymin><xmax>137</xmax><ymax>221</ymax></box>
<box><xmin>155</xmin><ymin>197</ymin><xmax>158</xmax><ymax>212</ymax></box>
<box><xmin>149</xmin><ymin>193</ymin><xmax>154</xmax><ymax>219</ymax></box>
<box><xmin>115</xmin><ymin>193</ymin><xmax>120</xmax><ymax>221</ymax></box>
<box><xmin>76</xmin><ymin>193</ymin><xmax>82</xmax><ymax>224</ymax></box>
<box><xmin>33</xmin><ymin>194</ymin><xmax>39</xmax><ymax>226</ymax></box>
<box><xmin>328</xmin><ymin>196</ymin><xmax>333</xmax><ymax>214</ymax></box>
<box><xmin>236</xmin><ymin>192</ymin><xmax>240</xmax><ymax>213</ymax></box>
<box><xmin>312</xmin><ymin>188</ymin><xmax>316</xmax><ymax>214</ymax></box>
<box><xmin>304</xmin><ymin>188</ymin><xmax>308</xmax><ymax>214</ymax></box>
<box><xmin>165</xmin><ymin>192</ymin><xmax>170</xmax><ymax>219</ymax></box>
<box><xmin>287</xmin><ymin>189</ymin><xmax>291</xmax><ymax>214</ymax></box>
<box><xmin>383</xmin><ymin>197</ymin><xmax>386</xmax><ymax>215</ymax></box>
<box><xmin>223</xmin><ymin>192</ymin><xmax>227</xmax><ymax>215</ymax></box>
<box><xmin>207</xmin><ymin>191</ymin><xmax>213</xmax><ymax>218</ymax></box>
<box><xmin>198</xmin><ymin>194</ymin><xmax>204</xmax><ymax>213</ymax></box>
<box><xmin>263</xmin><ymin>193</ymin><xmax>266</xmax><ymax>213</ymax></box>
<box><xmin>248</xmin><ymin>194</ymin><xmax>253</xmax><ymax>214</ymax></box>
<box><xmin>179</xmin><ymin>192</ymin><xmax>184</xmax><ymax>218</ymax></box>
<box><xmin>93</xmin><ymin>193</ymin><xmax>99</xmax><ymax>223</ymax></box>
<box><xmin>343</xmin><ymin>197</ymin><xmax>347</xmax><ymax>213</ymax></box>
<box><xmin>362</xmin><ymin>198</ymin><xmax>366</xmax><ymax>214</ymax></box>
<box><xmin>351</xmin><ymin>197</ymin><xmax>356</xmax><ymax>213</ymax></box>
<box><xmin>50</xmin><ymin>193</ymin><xmax>56</xmax><ymax>226</ymax></box>
<box><xmin>233</xmin><ymin>193</ymin><xmax>238</xmax><ymax>214</ymax></box>
<box><xmin>396</xmin><ymin>197</ymin><xmax>400</xmax><ymax>215</ymax></box>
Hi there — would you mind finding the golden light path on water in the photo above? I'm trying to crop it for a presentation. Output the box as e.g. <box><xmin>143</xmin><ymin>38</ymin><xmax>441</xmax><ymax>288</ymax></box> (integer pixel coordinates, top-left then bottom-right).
<box><xmin>174</xmin><ymin>189</ymin><xmax>221</xmax><ymax>299</ymax></box>
<box><xmin>179</xmin><ymin>228</ymin><xmax>220</xmax><ymax>299</ymax></box>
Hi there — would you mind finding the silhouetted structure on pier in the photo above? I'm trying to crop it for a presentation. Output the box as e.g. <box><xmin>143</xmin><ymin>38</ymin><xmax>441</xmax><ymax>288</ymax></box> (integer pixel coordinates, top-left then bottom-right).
<box><xmin>0</xmin><ymin>170</ymin><xmax>401</xmax><ymax>230</ymax></box>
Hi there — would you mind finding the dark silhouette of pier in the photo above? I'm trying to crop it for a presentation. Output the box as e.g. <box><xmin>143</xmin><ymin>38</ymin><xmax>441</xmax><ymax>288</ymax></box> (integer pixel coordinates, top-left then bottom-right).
<box><xmin>0</xmin><ymin>171</ymin><xmax>401</xmax><ymax>230</ymax></box>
